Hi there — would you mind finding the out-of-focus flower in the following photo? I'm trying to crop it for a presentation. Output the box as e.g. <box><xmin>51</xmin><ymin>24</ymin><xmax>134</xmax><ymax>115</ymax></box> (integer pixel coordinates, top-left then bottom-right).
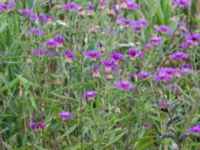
<box><xmin>149</xmin><ymin>37</ymin><xmax>162</xmax><ymax>46</ymax></box>
<box><xmin>65</xmin><ymin>50</ymin><xmax>75</xmax><ymax>64</ymax></box>
<box><xmin>170</xmin><ymin>51</ymin><xmax>189</xmax><ymax>60</ymax></box>
<box><xmin>172</xmin><ymin>0</ymin><xmax>191</xmax><ymax>7</ymax></box>
<box><xmin>137</xmin><ymin>52</ymin><xmax>144</xmax><ymax>59</ymax></box>
<box><xmin>138</xmin><ymin>72</ymin><xmax>151</xmax><ymax>79</ymax></box>
<box><xmin>158</xmin><ymin>100</ymin><xmax>169</xmax><ymax>112</ymax></box>
<box><xmin>34</xmin><ymin>48</ymin><xmax>43</xmax><ymax>56</ymax></box>
<box><xmin>189</xmin><ymin>124</ymin><xmax>200</xmax><ymax>133</ymax></box>
<box><xmin>84</xmin><ymin>91</ymin><xmax>96</xmax><ymax>100</ymax></box>
<box><xmin>153</xmin><ymin>70</ymin><xmax>173</xmax><ymax>81</ymax></box>
<box><xmin>29</xmin><ymin>119</ymin><xmax>46</xmax><ymax>130</ymax></box>
<box><xmin>99</xmin><ymin>0</ymin><xmax>107</xmax><ymax>7</ymax></box>
<box><xmin>58</xmin><ymin>112</ymin><xmax>73</xmax><ymax>120</ymax></box>
<box><xmin>155</xmin><ymin>25</ymin><xmax>172</xmax><ymax>34</ymax></box>
<box><xmin>84</xmin><ymin>51</ymin><xmax>103</xmax><ymax>61</ymax></box>
<box><xmin>54</xmin><ymin>34</ymin><xmax>65</xmax><ymax>47</ymax></box>
<box><xmin>128</xmin><ymin>48</ymin><xmax>137</xmax><ymax>60</ymax></box>
<box><xmin>117</xmin><ymin>15</ymin><xmax>131</xmax><ymax>26</ymax></box>
<box><xmin>26</xmin><ymin>28</ymin><xmax>44</xmax><ymax>37</ymax></box>
<box><xmin>131</xmin><ymin>19</ymin><xmax>148</xmax><ymax>31</ymax></box>
<box><xmin>120</xmin><ymin>1</ymin><xmax>139</xmax><ymax>10</ymax></box>
<box><xmin>63</xmin><ymin>2</ymin><xmax>81</xmax><ymax>11</ymax></box>
<box><xmin>144</xmin><ymin>44</ymin><xmax>152</xmax><ymax>50</ymax></box>
<box><xmin>93</xmin><ymin>64</ymin><xmax>101</xmax><ymax>78</ymax></box>
<box><xmin>0</xmin><ymin>3</ymin><xmax>7</xmax><ymax>12</ymax></box>
<box><xmin>39</xmin><ymin>13</ymin><xmax>47</xmax><ymax>23</ymax></box>
<box><xmin>7</xmin><ymin>1</ymin><xmax>16</xmax><ymax>10</ymax></box>
<box><xmin>102</xmin><ymin>59</ymin><xmax>115</xmax><ymax>72</ymax></box>
<box><xmin>114</xmin><ymin>80</ymin><xmax>133</xmax><ymax>90</ymax></box>
<box><xmin>98</xmin><ymin>42</ymin><xmax>105</xmax><ymax>52</ymax></box>
<box><xmin>47</xmin><ymin>38</ymin><xmax>58</xmax><ymax>47</ymax></box>
<box><xmin>111</xmin><ymin>52</ymin><xmax>124</xmax><ymax>62</ymax></box>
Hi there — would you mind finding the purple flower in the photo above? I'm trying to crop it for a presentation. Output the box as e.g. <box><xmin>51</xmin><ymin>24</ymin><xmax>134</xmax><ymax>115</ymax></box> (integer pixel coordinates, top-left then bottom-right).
<box><xmin>173</xmin><ymin>0</ymin><xmax>191</xmax><ymax>7</ymax></box>
<box><xmin>34</xmin><ymin>48</ymin><xmax>43</xmax><ymax>56</ymax></box>
<box><xmin>63</xmin><ymin>2</ymin><xmax>81</xmax><ymax>11</ymax></box>
<box><xmin>18</xmin><ymin>9</ymin><xmax>32</xmax><ymax>15</ymax></box>
<box><xmin>29</xmin><ymin>120</ymin><xmax>37</xmax><ymax>130</ymax></box>
<box><xmin>102</xmin><ymin>59</ymin><xmax>115</xmax><ymax>72</ymax></box>
<box><xmin>54</xmin><ymin>35</ymin><xmax>65</xmax><ymax>44</ymax></box>
<box><xmin>84</xmin><ymin>51</ymin><xmax>103</xmax><ymax>61</ymax></box>
<box><xmin>99</xmin><ymin>0</ymin><xmax>107</xmax><ymax>7</ymax></box>
<box><xmin>144</xmin><ymin>44</ymin><xmax>152</xmax><ymax>50</ymax></box>
<box><xmin>29</xmin><ymin>12</ymin><xmax>37</xmax><ymax>20</ymax></box>
<box><xmin>47</xmin><ymin>38</ymin><xmax>58</xmax><ymax>47</ymax></box>
<box><xmin>170</xmin><ymin>51</ymin><xmax>189</xmax><ymax>60</ymax></box>
<box><xmin>58</xmin><ymin>112</ymin><xmax>73</xmax><ymax>120</ymax></box>
<box><xmin>137</xmin><ymin>52</ymin><xmax>144</xmax><ymax>59</ymax></box>
<box><xmin>126</xmin><ymin>1</ymin><xmax>139</xmax><ymax>9</ymax></box>
<box><xmin>155</xmin><ymin>25</ymin><xmax>172</xmax><ymax>34</ymax></box>
<box><xmin>27</xmin><ymin>28</ymin><xmax>44</xmax><ymax>37</ymax></box>
<box><xmin>7</xmin><ymin>1</ymin><xmax>16</xmax><ymax>9</ymax></box>
<box><xmin>117</xmin><ymin>16</ymin><xmax>131</xmax><ymax>26</ymax></box>
<box><xmin>131</xmin><ymin>19</ymin><xmax>148</xmax><ymax>31</ymax></box>
<box><xmin>37</xmin><ymin>122</ymin><xmax>46</xmax><ymax>129</ymax></box>
<box><xmin>128</xmin><ymin>48</ymin><xmax>137</xmax><ymax>60</ymax></box>
<box><xmin>0</xmin><ymin>3</ymin><xmax>7</xmax><ymax>12</ymax></box>
<box><xmin>39</xmin><ymin>13</ymin><xmax>47</xmax><ymax>23</ymax></box>
<box><xmin>65</xmin><ymin>50</ymin><xmax>75</xmax><ymax>64</ymax></box>
<box><xmin>181</xmin><ymin>40</ymin><xmax>193</xmax><ymax>49</ymax></box>
<box><xmin>114</xmin><ymin>80</ymin><xmax>133</xmax><ymax>90</ymax></box>
<box><xmin>84</xmin><ymin>91</ymin><xmax>96</xmax><ymax>100</ymax></box>
<box><xmin>153</xmin><ymin>69</ymin><xmax>174</xmax><ymax>81</ymax></box>
<box><xmin>189</xmin><ymin>124</ymin><xmax>200</xmax><ymax>133</ymax></box>
<box><xmin>88</xmin><ymin>4</ymin><xmax>95</xmax><ymax>11</ymax></box>
<box><xmin>138</xmin><ymin>72</ymin><xmax>151</xmax><ymax>79</ymax></box>
<box><xmin>149</xmin><ymin>37</ymin><xmax>162</xmax><ymax>46</ymax></box>
<box><xmin>111</xmin><ymin>52</ymin><xmax>124</xmax><ymax>62</ymax></box>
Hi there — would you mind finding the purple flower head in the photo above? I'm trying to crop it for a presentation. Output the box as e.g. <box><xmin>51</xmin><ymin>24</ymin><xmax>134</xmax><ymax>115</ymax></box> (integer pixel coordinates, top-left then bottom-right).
<box><xmin>170</xmin><ymin>51</ymin><xmax>189</xmax><ymax>60</ymax></box>
<box><xmin>111</xmin><ymin>52</ymin><xmax>124</xmax><ymax>61</ymax></box>
<box><xmin>29</xmin><ymin>120</ymin><xmax>37</xmax><ymax>130</ymax></box>
<box><xmin>102</xmin><ymin>59</ymin><xmax>115</xmax><ymax>72</ymax></box>
<box><xmin>190</xmin><ymin>33</ymin><xmax>200</xmax><ymax>42</ymax></box>
<box><xmin>173</xmin><ymin>0</ymin><xmax>191</xmax><ymax>7</ymax></box>
<box><xmin>158</xmin><ymin>100</ymin><xmax>169</xmax><ymax>112</ymax></box>
<box><xmin>39</xmin><ymin>13</ymin><xmax>47</xmax><ymax>23</ymax></box>
<box><xmin>138</xmin><ymin>72</ymin><xmax>151</xmax><ymax>79</ymax></box>
<box><xmin>54</xmin><ymin>35</ymin><xmax>65</xmax><ymax>44</ymax></box>
<box><xmin>84</xmin><ymin>51</ymin><xmax>103</xmax><ymax>61</ymax></box>
<box><xmin>181</xmin><ymin>40</ymin><xmax>193</xmax><ymax>49</ymax></box>
<box><xmin>7</xmin><ymin>1</ymin><xmax>16</xmax><ymax>9</ymax></box>
<box><xmin>99</xmin><ymin>0</ymin><xmax>107</xmax><ymax>7</ymax></box>
<box><xmin>88</xmin><ymin>4</ymin><xmax>95</xmax><ymax>11</ymax></box>
<box><xmin>149</xmin><ymin>37</ymin><xmax>162</xmax><ymax>46</ymax></box>
<box><xmin>128</xmin><ymin>48</ymin><xmax>137</xmax><ymax>60</ymax></box>
<box><xmin>114</xmin><ymin>80</ymin><xmax>133</xmax><ymax>90</ymax></box>
<box><xmin>153</xmin><ymin>69</ymin><xmax>174</xmax><ymax>81</ymax></box>
<box><xmin>27</xmin><ymin>28</ymin><xmax>44</xmax><ymax>37</ymax></box>
<box><xmin>137</xmin><ymin>52</ymin><xmax>144</xmax><ymax>59</ymax></box>
<box><xmin>117</xmin><ymin>15</ymin><xmax>131</xmax><ymax>26</ymax></box>
<box><xmin>93</xmin><ymin>64</ymin><xmax>99</xmax><ymax>73</ymax></box>
<box><xmin>45</xmin><ymin>50</ymin><xmax>56</xmax><ymax>57</ymax></box>
<box><xmin>18</xmin><ymin>9</ymin><xmax>32</xmax><ymax>15</ymax></box>
<box><xmin>0</xmin><ymin>3</ymin><xmax>7</xmax><ymax>12</ymax></box>
<box><xmin>126</xmin><ymin>1</ymin><xmax>139</xmax><ymax>9</ymax></box>
<box><xmin>155</xmin><ymin>25</ymin><xmax>172</xmax><ymax>34</ymax></box>
<box><xmin>47</xmin><ymin>38</ymin><xmax>58</xmax><ymax>47</ymax></box>
<box><xmin>84</xmin><ymin>91</ymin><xmax>96</xmax><ymax>100</ymax></box>
<box><xmin>34</xmin><ymin>48</ymin><xmax>43</xmax><ymax>57</ymax></box>
<box><xmin>37</xmin><ymin>122</ymin><xmax>46</xmax><ymax>129</ymax></box>
<box><xmin>144</xmin><ymin>44</ymin><xmax>152</xmax><ymax>50</ymax></box>
<box><xmin>58</xmin><ymin>112</ymin><xmax>73</xmax><ymax>120</ymax></box>
<box><xmin>182</xmin><ymin>63</ymin><xmax>190</xmax><ymax>69</ymax></box>
<box><xmin>189</xmin><ymin>124</ymin><xmax>200</xmax><ymax>133</ymax></box>
<box><xmin>29</xmin><ymin>12</ymin><xmax>37</xmax><ymax>21</ymax></box>
<box><xmin>65</xmin><ymin>50</ymin><xmax>75</xmax><ymax>59</ymax></box>
<box><xmin>131</xmin><ymin>19</ymin><xmax>148</xmax><ymax>31</ymax></box>
<box><xmin>64</xmin><ymin>2</ymin><xmax>80</xmax><ymax>11</ymax></box>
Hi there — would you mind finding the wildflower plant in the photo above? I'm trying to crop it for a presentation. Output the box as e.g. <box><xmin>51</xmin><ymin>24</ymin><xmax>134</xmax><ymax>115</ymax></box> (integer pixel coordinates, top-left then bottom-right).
<box><xmin>0</xmin><ymin>0</ymin><xmax>200</xmax><ymax>149</ymax></box>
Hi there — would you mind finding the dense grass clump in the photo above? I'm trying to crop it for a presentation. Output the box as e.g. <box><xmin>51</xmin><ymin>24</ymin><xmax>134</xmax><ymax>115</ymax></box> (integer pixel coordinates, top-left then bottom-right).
<box><xmin>0</xmin><ymin>0</ymin><xmax>200</xmax><ymax>149</ymax></box>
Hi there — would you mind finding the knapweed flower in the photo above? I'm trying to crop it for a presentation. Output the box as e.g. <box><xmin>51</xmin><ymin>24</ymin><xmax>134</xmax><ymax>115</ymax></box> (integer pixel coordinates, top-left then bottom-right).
<box><xmin>93</xmin><ymin>64</ymin><xmax>101</xmax><ymax>78</ymax></box>
<box><xmin>102</xmin><ymin>59</ymin><xmax>115</xmax><ymax>72</ymax></box>
<box><xmin>158</xmin><ymin>100</ymin><xmax>169</xmax><ymax>112</ymax></box>
<box><xmin>138</xmin><ymin>72</ymin><xmax>151</xmax><ymax>79</ymax></box>
<box><xmin>84</xmin><ymin>51</ymin><xmax>103</xmax><ymax>61</ymax></box>
<box><xmin>131</xmin><ymin>19</ymin><xmax>148</xmax><ymax>31</ymax></box>
<box><xmin>128</xmin><ymin>48</ymin><xmax>137</xmax><ymax>60</ymax></box>
<box><xmin>58</xmin><ymin>112</ymin><xmax>73</xmax><ymax>120</ymax></box>
<box><xmin>121</xmin><ymin>1</ymin><xmax>139</xmax><ymax>10</ymax></box>
<box><xmin>189</xmin><ymin>124</ymin><xmax>200</xmax><ymax>133</ymax></box>
<box><xmin>153</xmin><ymin>70</ymin><xmax>173</xmax><ymax>81</ymax></box>
<box><xmin>7</xmin><ymin>1</ymin><xmax>16</xmax><ymax>10</ymax></box>
<box><xmin>181</xmin><ymin>40</ymin><xmax>193</xmax><ymax>49</ymax></box>
<box><xmin>39</xmin><ymin>13</ymin><xmax>47</xmax><ymax>23</ymax></box>
<box><xmin>114</xmin><ymin>80</ymin><xmax>133</xmax><ymax>90</ymax></box>
<box><xmin>137</xmin><ymin>52</ymin><xmax>144</xmax><ymax>59</ymax></box>
<box><xmin>144</xmin><ymin>43</ymin><xmax>152</xmax><ymax>50</ymax></box>
<box><xmin>54</xmin><ymin>34</ymin><xmax>65</xmax><ymax>47</ymax></box>
<box><xmin>34</xmin><ymin>48</ymin><xmax>43</xmax><ymax>56</ymax></box>
<box><xmin>117</xmin><ymin>15</ymin><xmax>131</xmax><ymax>26</ymax></box>
<box><xmin>173</xmin><ymin>0</ymin><xmax>191</xmax><ymax>7</ymax></box>
<box><xmin>155</xmin><ymin>25</ymin><xmax>172</xmax><ymax>34</ymax></box>
<box><xmin>0</xmin><ymin>3</ymin><xmax>6</xmax><ymax>12</ymax></box>
<box><xmin>170</xmin><ymin>51</ymin><xmax>189</xmax><ymax>60</ymax></box>
<box><xmin>65</xmin><ymin>50</ymin><xmax>75</xmax><ymax>64</ymax></box>
<box><xmin>47</xmin><ymin>38</ymin><xmax>58</xmax><ymax>47</ymax></box>
<box><xmin>63</xmin><ymin>2</ymin><xmax>81</xmax><ymax>11</ymax></box>
<box><xmin>149</xmin><ymin>37</ymin><xmax>162</xmax><ymax>46</ymax></box>
<box><xmin>111</xmin><ymin>52</ymin><xmax>124</xmax><ymax>62</ymax></box>
<box><xmin>29</xmin><ymin>120</ymin><xmax>46</xmax><ymax>130</ymax></box>
<box><xmin>99</xmin><ymin>0</ymin><xmax>107</xmax><ymax>7</ymax></box>
<box><xmin>84</xmin><ymin>91</ymin><xmax>96</xmax><ymax>100</ymax></box>
<box><xmin>26</xmin><ymin>28</ymin><xmax>44</xmax><ymax>37</ymax></box>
